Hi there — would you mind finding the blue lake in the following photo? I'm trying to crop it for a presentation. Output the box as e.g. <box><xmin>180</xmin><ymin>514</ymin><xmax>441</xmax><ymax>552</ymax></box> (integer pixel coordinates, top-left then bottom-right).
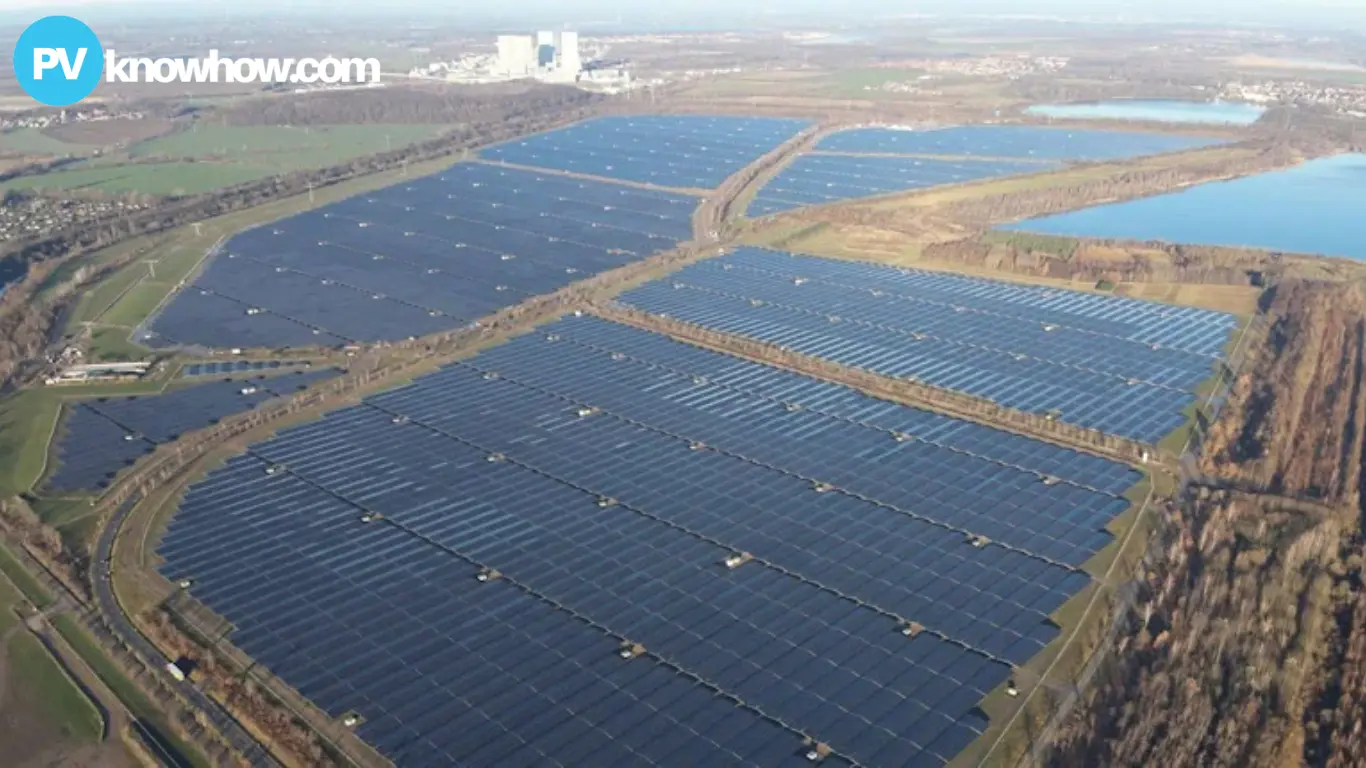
<box><xmin>1026</xmin><ymin>100</ymin><xmax>1266</xmax><ymax>125</ymax></box>
<box><xmin>1001</xmin><ymin>154</ymin><xmax>1366</xmax><ymax>259</ymax></box>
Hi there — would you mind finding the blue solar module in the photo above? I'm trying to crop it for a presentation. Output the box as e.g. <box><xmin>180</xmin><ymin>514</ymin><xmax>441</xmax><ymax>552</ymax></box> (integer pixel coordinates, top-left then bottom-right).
<box><xmin>151</xmin><ymin>321</ymin><xmax>1134</xmax><ymax>766</ymax></box>
<box><xmin>480</xmin><ymin>115</ymin><xmax>813</xmax><ymax>189</ymax></box>
<box><xmin>539</xmin><ymin>315</ymin><xmax>1143</xmax><ymax>497</ymax></box>
<box><xmin>815</xmin><ymin>125</ymin><xmax>1224</xmax><ymax>161</ymax></box>
<box><xmin>747</xmin><ymin>154</ymin><xmax>1057</xmax><ymax>216</ymax></box>
<box><xmin>44</xmin><ymin>369</ymin><xmax>338</xmax><ymax>492</ymax></box>
<box><xmin>181</xmin><ymin>360</ymin><xmax>311</xmax><ymax>377</ymax></box>
<box><xmin>617</xmin><ymin>249</ymin><xmax>1236</xmax><ymax>443</ymax></box>
<box><xmin>146</xmin><ymin>163</ymin><xmax>697</xmax><ymax>349</ymax></box>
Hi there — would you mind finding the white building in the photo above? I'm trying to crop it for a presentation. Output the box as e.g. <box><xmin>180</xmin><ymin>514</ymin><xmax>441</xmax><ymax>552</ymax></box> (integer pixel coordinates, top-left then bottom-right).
<box><xmin>496</xmin><ymin>34</ymin><xmax>536</xmax><ymax>77</ymax></box>
<box><xmin>556</xmin><ymin>31</ymin><xmax>582</xmax><ymax>76</ymax></box>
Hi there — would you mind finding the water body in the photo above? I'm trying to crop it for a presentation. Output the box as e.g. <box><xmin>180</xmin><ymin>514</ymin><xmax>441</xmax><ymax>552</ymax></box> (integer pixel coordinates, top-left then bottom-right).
<box><xmin>1001</xmin><ymin>154</ymin><xmax>1366</xmax><ymax>260</ymax></box>
<box><xmin>1027</xmin><ymin>100</ymin><xmax>1267</xmax><ymax>126</ymax></box>
<box><xmin>0</xmin><ymin>257</ymin><xmax>27</xmax><ymax>297</ymax></box>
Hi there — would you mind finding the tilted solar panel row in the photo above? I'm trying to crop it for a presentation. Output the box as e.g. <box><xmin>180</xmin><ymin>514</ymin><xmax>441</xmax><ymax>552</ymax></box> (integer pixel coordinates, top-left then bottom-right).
<box><xmin>815</xmin><ymin>125</ymin><xmax>1224</xmax><ymax>161</ymax></box>
<box><xmin>161</xmin><ymin>458</ymin><xmax>857</xmax><ymax>768</ymax></box>
<box><xmin>713</xmin><ymin>248</ymin><xmax>1236</xmax><ymax>356</ymax></box>
<box><xmin>44</xmin><ymin>369</ymin><xmax>338</xmax><ymax>492</ymax></box>
<box><xmin>621</xmin><ymin>280</ymin><xmax>1191</xmax><ymax>443</ymax></box>
<box><xmin>480</xmin><ymin>115</ymin><xmax>813</xmax><ymax>190</ymax></box>
<box><xmin>678</xmin><ymin>261</ymin><xmax>1218</xmax><ymax>389</ymax></box>
<box><xmin>148</xmin><ymin>163</ymin><xmax>698</xmax><ymax>350</ymax></box>
<box><xmin>463</xmin><ymin>326</ymin><xmax>1126</xmax><ymax>566</ymax></box>
<box><xmin>748</xmin><ymin>154</ymin><xmax>1057</xmax><ymax>216</ymax></box>
<box><xmin>161</xmin><ymin>410</ymin><xmax>1004</xmax><ymax>766</ymax></box>
<box><xmin>181</xmin><ymin>359</ymin><xmax>310</xmax><ymax>377</ymax></box>
<box><xmin>547</xmin><ymin>316</ymin><xmax>1140</xmax><ymax>494</ymax></box>
<box><xmin>148</xmin><ymin>319</ymin><xmax>1131</xmax><ymax>766</ymax></box>
<box><xmin>363</xmin><ymin>366</ymin><xmax>1084</xmax><ymax>657</ymax></box>
<box><xmin>617</xmin><ymin>249</ymin><xmax>1236</xmax><ymax>441</ymax></box>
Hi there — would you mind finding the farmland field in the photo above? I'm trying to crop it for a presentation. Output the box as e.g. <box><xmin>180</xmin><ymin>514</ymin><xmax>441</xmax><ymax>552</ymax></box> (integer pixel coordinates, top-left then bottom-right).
<box><xmin>0</xmin><ymin>128</ymin><xmax>93</xmax><ymax>157</ymax></box>
<box><xmin>128</xmin><ymin>123</ymin><xmax>447</xmax><ymax>166</ymax></box>
<box><xmin>0</xmin><ymin>564</ymin><xmax>106</xmax><ymax>767</ymax></box>
<box><xmin>1</xmin><ymin>124</ymin><xmax>450</xmax><ymax>196</ymax></box>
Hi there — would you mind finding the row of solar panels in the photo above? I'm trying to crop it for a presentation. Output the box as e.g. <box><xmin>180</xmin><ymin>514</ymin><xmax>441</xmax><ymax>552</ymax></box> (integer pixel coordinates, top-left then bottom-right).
<box><xmin>46</xmin><ymin>369</ymin><xmax>338</xmax><ymax>492</ymax></box>
<box><xmin>745</xmin><ymin>124</ymin><xmax>1224</xmax><ymax>215</ymax></box>
<box><xmin>617</xmin><ymin>248</ymin><xmax>1235</xmax><ymax>442</ymax></box>
<box><xmin>481</xmin><ymin>115</ymin><xmax>814</xmax><ymax>190</ymax></box>
<box><xmin>146</xmin><ymin>163</ymin><xmax>698</xmax><ymax>350</ymax></box>
<box><xmin>156</xmin><ymin>317</ymin><xmax>1136</xmax><ymax>767</ymax></box>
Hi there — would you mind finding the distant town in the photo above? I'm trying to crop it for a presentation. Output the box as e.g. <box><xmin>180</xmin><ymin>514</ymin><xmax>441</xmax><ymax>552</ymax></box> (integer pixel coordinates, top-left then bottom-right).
<box><xmin>0</xmin><ymin>106</ymin><xmax>146</xmax><ymax>132</ymax></box>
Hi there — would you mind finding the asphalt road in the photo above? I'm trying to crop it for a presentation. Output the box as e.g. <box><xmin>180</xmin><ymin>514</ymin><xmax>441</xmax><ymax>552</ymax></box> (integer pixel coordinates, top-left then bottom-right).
<box><xmin>95</xmin><ymin>501</ymin><xmax>276</xmax><ymax>768</ymax></box>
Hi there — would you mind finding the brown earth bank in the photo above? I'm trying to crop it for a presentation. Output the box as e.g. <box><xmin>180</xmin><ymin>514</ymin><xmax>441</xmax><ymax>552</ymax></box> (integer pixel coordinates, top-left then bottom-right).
<box><xmin>1044</xmin><ymin>279</ymin><xmax>1366</xmax><ymax>768</ymax></box>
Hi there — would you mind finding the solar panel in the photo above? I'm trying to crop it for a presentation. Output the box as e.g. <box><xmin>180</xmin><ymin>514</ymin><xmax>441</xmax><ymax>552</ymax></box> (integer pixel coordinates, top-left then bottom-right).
<box><xmin>44</xmin><ymin>369</ymin><xmax>339</xmax><ymax>492</ymax></box>
<box><xmin>815</xmin><ymin>126</ymin><xmax>1224</xmax><ymax>160</ymax></box>
<box><xmin>748</xmin><ymin>154</ymin><xmax>1057</xmax><ymax>216</ymax></box>
<box><xmin>148</xmin><ymin>163</ymin><xmax>697</xmax><ymax>349</ymax></box>
<box><xmin>479</xmin><ymin>115</ymin><xmax>813</xmax><ymax>190</ymax></box>
<box><xmin>181</xmin><ymin>360</ymin><xmax>307</xmax><ymax>378</ymax></box>
<box><xmin>617</xmin><ymin>248</ymin><xmax>1236</xmax><ymax>443</ymax></box>
<box><xmin>156</xmin><ymin>318</ymin><xmax>1141</xmax><ymax>766</ymax></box>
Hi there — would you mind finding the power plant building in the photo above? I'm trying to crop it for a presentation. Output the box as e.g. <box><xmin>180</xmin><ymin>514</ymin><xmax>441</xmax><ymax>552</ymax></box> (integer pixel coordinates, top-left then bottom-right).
<box><xmin>496</xmin><ymin>34</ymin><xmax>536</xmax><ymax>77</ymax></box>
<box><xmin>491</xmin><ymin>30</ymin><xmax>583</xmax><ymax>82</ymax></box>
<box><xmin>556</xmin><ymin>31</ymin><xmax>582</xmax><ymax>76</ymax></box>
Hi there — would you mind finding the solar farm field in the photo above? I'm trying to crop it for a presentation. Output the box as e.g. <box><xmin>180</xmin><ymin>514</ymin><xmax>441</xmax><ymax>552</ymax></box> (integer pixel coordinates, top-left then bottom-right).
<box><xmin>146</xmin><ymin>163</ymin><xmax>696</xmax><ymax>349</ymax></box>
<box><xmin>745</xmin><ymin>125</ymin><xmax>1225</xmax><ymax>216</ymax></box>
<box><xmin>747</xmin><ymin>154</ymin><xmax>1056</xmax><ymax>216</ymax></box>
<box><xmin>479</xmin><ymin>115</ymin><xmax>813</xmax><ymax>189</ymax></box>
<box><xmin>815</xmin><ymin>126</ymin><xmax>1223</xmax><ymax>160</ymax></box>
<box><xmin>618</xmin><ymin>248</ymin><xmax>1237</xmax><ymax>443</ymax></box>
<box><xmin>155</xmin><ymin>315</ymin><xmax>1141</xmax><ymax>767</ymax></box>
<box><xmin>45</xmin><ymin>369</ymin><xmax>338</xmax><ymax>492</ymax></box>
<box><xmin>180</xmin><ymin>360</ymin><xmax>316</xmax><ymax>378</ymax></box>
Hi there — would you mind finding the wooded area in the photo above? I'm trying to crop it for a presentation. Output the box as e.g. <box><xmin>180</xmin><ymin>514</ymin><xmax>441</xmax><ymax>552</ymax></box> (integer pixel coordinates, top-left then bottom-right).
<box><xmin>1048</xmin><ymin>280</ymin><xmax>1366</xmax><ymax>768</ymax></box>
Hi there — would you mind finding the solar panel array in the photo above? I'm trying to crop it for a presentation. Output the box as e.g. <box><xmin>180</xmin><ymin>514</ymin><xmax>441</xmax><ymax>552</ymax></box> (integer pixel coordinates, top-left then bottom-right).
<box><xmin>747</xmin><ymin>154</ymin><xmax>1056</xmax><ymax>216</ymax></box>
<box><xmin>815</xmin><ymin>126</ymin><xmax>1223</xmax><ymax>161</ymax></box>
<box><xmin>181</xmin><ymin>360</ymin><xmax>314</xmax><ymax>378</ymax></box>
<box><xmin>618</xmin><ymin>248</ymin><xmax>1236</xmax><ymax>443</ymax></box>
<box><xmin>157</xmin><ymin>316</ymin><xmax>1140</xmax><ymax>767</ymax></box>
<box><xmin>480</xmin><ymin>115</ymin><xmax>813</xmax><ymax>190</ymax></box>
<box><xmin>147</xmin><ymin>163</ymin><xmax>696</xmax><ymax>350</ymax></box>
<box><xmin>45</xmin><ymin>369</ymin><xmax>338</xmax><ymax>492</ymax></box>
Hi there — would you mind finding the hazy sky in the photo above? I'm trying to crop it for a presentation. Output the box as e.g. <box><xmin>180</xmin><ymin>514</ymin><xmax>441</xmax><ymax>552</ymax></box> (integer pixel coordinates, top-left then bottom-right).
<box><xmin>5</xmin><ymin>0</ymin><xmax>1366</xmax><ymax>30</ymax></box>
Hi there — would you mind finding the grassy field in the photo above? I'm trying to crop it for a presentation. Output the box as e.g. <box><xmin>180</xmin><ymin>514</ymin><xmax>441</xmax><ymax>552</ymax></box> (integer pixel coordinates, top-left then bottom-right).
<box><xmin>0</xmin><ymin>390</ymin><xmax>62</xmax><ymax>498</ymax></box>
<box><xmin>2</xmin><ymin>123</ymin><xmax>450</xmax><ymax>197</ymax></box>
<box><xmin>5</xmin><ymin>631</ymin><xmax>105</xmax><ymax>742</ymax></box>
<box><xmin>53</xmin><ymin>615</ymin><xmax>212</xmax><ymax>768</ymax></box>
<box><xmin>130</xmin><ymin>123</ymin><xmax>446</xmax><ymax>166</ymax></box>
<box><xmin>0</xmin><ymin>128</ymin><xmax>92</xmax><ymax>157</ymax></box>
<box><xmin>0</xmin><ymin>570</ymin><xmax>104</xmax><ymax>766</ymax></box>
<box><xmin>820</xmin><ymin>68</ymin><xmax>929</xmax><ymax>97</ymax></box>
<box><xmin>0</xmin><ymin>544</ymin><xmax>54</xmax><ymax>609</ymax></box>
<box><xmin>0</xmin><ymin>162</ymin><xmax>283</xmax><ymax>197</ymax></box>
